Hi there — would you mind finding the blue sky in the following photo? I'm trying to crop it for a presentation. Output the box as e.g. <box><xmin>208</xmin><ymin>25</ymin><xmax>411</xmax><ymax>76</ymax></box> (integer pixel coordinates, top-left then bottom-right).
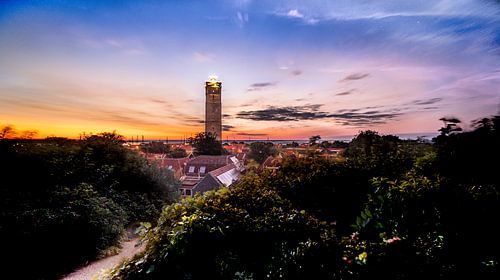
<box><xmin>1</xmin><ymin>0</ymin><xmax>499</xmax><ymax>139</ymax></box>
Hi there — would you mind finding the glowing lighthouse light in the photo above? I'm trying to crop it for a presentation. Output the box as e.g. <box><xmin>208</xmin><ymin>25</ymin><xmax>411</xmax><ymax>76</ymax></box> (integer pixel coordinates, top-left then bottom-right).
<box><xmin>208</xmin><ymin>74</ymin><xmax>220</xmax><ymax>87</ymax></box>
<box><xmin>208</xmin><ymin>74</ymin><xmax>218</xmax><ymax>82</ymax></box>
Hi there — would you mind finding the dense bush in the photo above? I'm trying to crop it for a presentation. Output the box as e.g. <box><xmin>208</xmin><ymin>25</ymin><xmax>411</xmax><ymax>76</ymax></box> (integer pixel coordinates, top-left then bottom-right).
<box><xmin>248</xmin><ymin>142</ymin><xmax>277</xmax><ymax>164</ymax></box>
<box><xmin>109</xmin><ymin>116</ymin><xmax>499</xmax><ymax>279</ymax></box>
<box><xmin>344</xmin><ymin>130</ymin><xmax>432</xmax><ymax>177</ymax></box>
<box><xmin>0</xmin><ymin>133</ymin><xmax>179</xmax><ymax>279</ymax></box>
<box><xmin>110</xmin><ymin>176</ymin><xmax>340</xmax><ymax>280</ymax></box>
<box><xmin>269</xmin><ymin>158</ymin><xmax>371</xmax><ymax>234</ymax></box>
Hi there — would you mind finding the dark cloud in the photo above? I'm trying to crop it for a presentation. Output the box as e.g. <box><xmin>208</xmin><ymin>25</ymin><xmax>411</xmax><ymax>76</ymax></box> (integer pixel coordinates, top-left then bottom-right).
<box><xmin>222</xmin><ymin>114</ymin><xmax>232</xmax><ymax>118</ymax></box>
<box><xmin>291</xmin><ymin>70</ymin><xmax>302</xmax><ymax>76</ymax></box>
<box><xmin>237</xmin><ymin>132</ymin><xmax>269</xmax><ymax>136</ymax></box>
<box><xmin>329</xmin><ymin>111</ymin><xmax>401</xmax><ymax>125</ymax></box>
<box><xmin>183</xmin><ymin>117</ymin><xmax>205</xmax><ymax>126</ymax></box>
<box><xmin>150</xmin><ymin>98</ymin><xmax>169</xmax><ymax>104</ymax></box>
<box><xmin>237</xmin><ymin>104</ymin><xmax>401</xmax><ymax>126</ymax></box>
<box><xmin>335</xmin><ymin>89</ymin><xmax>355</xmax><ymax>96</ymax></box>
<box><xmin>247</xmin><ymin>82</ymin><xmax>277</xmax><ymax>91</ymax></box>
<box><xmin>223</xmin><ymin>125</ymin><xmax>235</xmax><ymax>131</ymax></box>
<box><xmin>237</xmin><ymin>104</ymin><xmax>324</xmax><ymax>122</ymax></box>
<box><xmin>251</xmin><ymin>82</ymin><xmax>275</xmax><ymax>87</ymax></box>
<box><xmin>339</xmin><ymin>73</ymin><xmax>370</xmax><ymax>82</ymax></box>
<box><xmin>411</xmin><ymin>98</ymin><xmax>442</xmax><ymax>105</ymax></box>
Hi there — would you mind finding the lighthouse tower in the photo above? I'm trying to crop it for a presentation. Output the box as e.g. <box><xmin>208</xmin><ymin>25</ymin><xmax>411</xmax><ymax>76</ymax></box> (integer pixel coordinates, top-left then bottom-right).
<box><xmin>205</xmin><ymin>75</ymin><xmax>222</xmax><ymax>141</ymax></box>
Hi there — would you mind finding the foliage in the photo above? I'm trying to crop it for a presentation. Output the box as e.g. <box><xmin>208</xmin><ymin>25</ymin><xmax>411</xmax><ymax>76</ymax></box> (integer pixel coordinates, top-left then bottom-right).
<box><xmin>248</xmin><ymin>142</ymin><xmax>277</xmax><ymax>164</ymax></box>
<box><xmin>438</xmin><ymin>117</ymin><xmax>462</xmax><ymax>135</ymax></box>
<box><xmin>269</xmin><ymin>157</ymin><xmax>371</xmax><ymax>234</ymax></box>
<box><xmin>189</xmin><ymin>132</ymin><xmax>225</xmax><ymax>155</ymax></box>
<box><xmin>169</xmin><ymin>147</ymin><xmax>188</xmax><ymax>158</ymax></box>
<box><xmin>342</xmin><ymin>116</ymin><xmax>500</xmax><ymax>279</ymax></box>
<box><xmin>141</xmin><ymin>142</ymin><xmax>170</xmax><ymax>154</ymax></box>
<box><xmin>0</xmin><ymin>133</ymin><xmax>179</xmax><ymax>279</ymax></box>
<box><xmin>308</xmin><ymin>135</ymin><xmax>321</xmax><ymax>146</ymax></box>
<box><xmin>344</xmin><ymin>130</ymin><xmax>432</xmax><ymax>178</ymax></box>
<box><xmin>0</xmin><ymin>124</ymin><xmax>38</xmax><ymax>139</ymax></box>
<box><xmin>285</xmin><ymin>141</ymin><xmax>299</xmax><ymax>147</ymax></box>
<box><xmin>0</xmin><ymin>125</ymin><xmax>15</xmax><ymax>139</ymax></box>
<box><xmin>320</xmin><ymin>140</ymin><xmax>349</xmax><ymax>149</ymax></box>
<box><xmin>110</xmin><ymin>176</ymin><xmax>339</xmax><ymax>280</ymax></box>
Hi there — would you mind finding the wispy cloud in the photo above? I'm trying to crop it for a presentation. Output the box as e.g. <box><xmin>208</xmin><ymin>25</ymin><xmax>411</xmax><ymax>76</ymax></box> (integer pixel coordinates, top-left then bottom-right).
<box><xmin>223</xmin><ymin>124</ymin><xmax>235</xmax><ymax>131</ymax></box>
<box><xmin>287</xmin><ymin>9</ymin><xmax>304</xmax><ymax>18</ymax></box>
<box><xmin>335</xmin><ymin>89</ymin><xmax>355</xmax><ymax>96</ymax></box>
<box><xmin>272</xmin><ymin>0</ymin><xmax>499</xmax><ymax>23</ymax></box>
<box><xmin>278</xmin><ymin>9</ymin><xmax>319</xmax><ymax>24</ymax></box>
<box><xmin>80</xmin><ymin>36</ymin><xmax>146</xmax><ymax>55</ymax></box>
<box><xmin>247</xmin><ymin>82</ymin><xmax>277</xmax><ymax>91</ymax></box>
<box><xmin>410</xmin><ymin>98</ymin><xmax>443</xmax><ymax>105</ymax></box>
<box><xmin>339</xmin><ymin>73</ymin><xmax>370</xmax><ymax>82</ymax></box>
<box><xmin>193</xmin><ymin>52</ymin><xmax>214</xmax><ymax>62</ymax></box>
<box><xmin>236</xmin><ymin>11</ymin><xmax>249</xmax><ymax>27</ymax></box>
<box><xmin>236</xmin><ymin>104</ymin><xmax>326</xmax><ymax>122</ymax></box>
<box><xmin>235</xmin><ymin>102</ymin><xmax>444</xmax><ymax>126</ymax></box>
<box><xmin>291</xmin><ymin>70</ymin><xmax>302</xmax><ymax>76</ymax></box>
<box><xmin>237</xmin><ymin>132</ymin><xmax>269</xmax><ymax>136</ymax></box>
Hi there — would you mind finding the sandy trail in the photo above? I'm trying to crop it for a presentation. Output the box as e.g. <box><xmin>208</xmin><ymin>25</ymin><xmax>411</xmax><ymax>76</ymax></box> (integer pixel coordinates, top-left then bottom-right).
<box><xmin>61</xmin><ymin>238</ymin><xmax>144</xmax><ymax>280</ymax></box>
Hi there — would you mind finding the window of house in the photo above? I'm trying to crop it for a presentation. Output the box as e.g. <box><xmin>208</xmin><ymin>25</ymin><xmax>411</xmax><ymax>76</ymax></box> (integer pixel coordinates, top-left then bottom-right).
<box><xmin>199</xmin><ymin>166</ymin><xmax>206</xmax><ymax>174</ymax></box>
<box><xmin>185</xmin><ymin>189</ymin><xmax>192</xmax><ymax>196</ymax></box>
<box><xmin>180</xmin><ymin>188</ymin><xmax>185</xmax><ymax>195</ymax></box>
<box><xmin>188</xmin><ymin>166</ymin><xmax>195</xmax><ymax>173</ymax></box>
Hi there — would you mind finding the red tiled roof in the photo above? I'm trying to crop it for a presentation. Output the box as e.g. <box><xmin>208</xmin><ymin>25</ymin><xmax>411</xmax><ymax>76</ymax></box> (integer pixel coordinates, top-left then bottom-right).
<box><xmin>209</xmin><ymin>163</ymin><xmax>236</xmax><ymax>177</ymax></box>
<box><xmin>156</xmin><ymin>157</ymin><xmax>190</xmax><ymax>171</ymax></box>
<box><xmin>184</xmin><ymin>155</ymin><xmax>236</xmax><ymax>175</ymax></box>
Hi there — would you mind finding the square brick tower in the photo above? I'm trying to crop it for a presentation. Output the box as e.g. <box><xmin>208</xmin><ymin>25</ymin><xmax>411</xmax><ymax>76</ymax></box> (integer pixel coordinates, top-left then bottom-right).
<box><xmin>205</xmin><ymin>75</ymin><xmax>222</xmax><ymax>141</ymax></box>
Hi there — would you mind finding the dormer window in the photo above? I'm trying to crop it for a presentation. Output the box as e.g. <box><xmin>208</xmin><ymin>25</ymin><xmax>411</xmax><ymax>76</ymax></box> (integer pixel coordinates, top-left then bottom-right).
<box><xmin>199</xmin><ymin>166</ymin><xmax>206</xmax><ymax>174</ymax></box>
<box><xmin>188</xmin><ymin>166</ymin><xmax>195</xmax><ymax>173</ymax></box>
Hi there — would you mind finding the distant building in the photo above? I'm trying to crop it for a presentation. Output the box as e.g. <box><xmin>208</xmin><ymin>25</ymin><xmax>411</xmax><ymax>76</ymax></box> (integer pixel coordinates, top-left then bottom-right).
<box><xmin>205</xmin><ymin>75</ymin><xmax>222</xmax><ymax>141</ymax></box>
<box><xmin>179</xmin><ymin>155</ymin><xmax>243</xmax><ymax>197</ymax></box>
<box><xmin>156</xmin><ymin>157</ymin><xmax>190</xmax><ymax>179</ymax></box>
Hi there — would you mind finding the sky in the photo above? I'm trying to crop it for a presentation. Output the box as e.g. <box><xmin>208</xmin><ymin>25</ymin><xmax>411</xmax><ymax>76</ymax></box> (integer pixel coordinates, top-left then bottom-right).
<box><xmin>1</xmin><ymin>0</ymin><xmax>500</xmax><ymax>140</ymax></box>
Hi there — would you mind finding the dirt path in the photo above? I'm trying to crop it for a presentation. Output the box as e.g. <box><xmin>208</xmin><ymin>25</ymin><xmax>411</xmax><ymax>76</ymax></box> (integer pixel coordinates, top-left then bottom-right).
<box><xmin>61</xmin><ymin>238</ymin><xmax>144</xmax><ymax>280</ymax></box>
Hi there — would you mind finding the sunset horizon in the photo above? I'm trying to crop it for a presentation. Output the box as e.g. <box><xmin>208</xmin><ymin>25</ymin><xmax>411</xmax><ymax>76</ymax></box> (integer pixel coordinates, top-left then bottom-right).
<box><xmin>2</xmin><ymin>0</ymin><xmax>499</xmax><ymax>140</ymax></box>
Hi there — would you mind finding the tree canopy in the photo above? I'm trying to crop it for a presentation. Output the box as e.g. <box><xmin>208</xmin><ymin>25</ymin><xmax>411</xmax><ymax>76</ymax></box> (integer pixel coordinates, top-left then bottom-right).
<box><xmin>248</xmin><ymin>141</ymin><xmax>277</xmax><ymax>164</ymax></box>
<box><xmin>0</xmin><ymin>133</ymin><xmax>179</xmax><ymax>279</ymax></box>
<box><xmin>189</xmin><ymin>132</ymin><xmax>225</xmax><ymax>155</ymax></box>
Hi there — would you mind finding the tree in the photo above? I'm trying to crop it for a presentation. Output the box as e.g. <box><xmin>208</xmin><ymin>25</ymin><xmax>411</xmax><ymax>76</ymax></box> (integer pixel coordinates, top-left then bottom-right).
<box><xmin>189</xmin><ymin>132</ymin><xmax>225</xmax><ymax>155</ymax></box>
<box><xmin>309</xmin><ymin>135</ymin><xmax>321</xmax><ymax>146</ymax></box>
<box><xmin>320</xmin><ymin>140</ymin><xmax>331</xmax><ymax>148</ymax></box>
<box><xmin>141</xmin><ymin>142</ymin><xmax>170</xmax><ymax>154</ymax></box>
<box><xmin>169</xmin><ymin>147</ymin><xmax>187</xmax><ymax>158</ymax></box>
<box><xmin>248</xmin><ymin>142</ymin><xmax>276</xmax><ymax>164</ymax></box>
<box><xmin>0</xmin><ymin>133</ymin><xmax>179</xmax><ymax>279</ymax></box>
<box><xmin>0</xmin><ymin>125</ymin><xmax>16</xmax><ymax>139</ymax></box>
<box><xmin>438</xmin><ymin>117</ymin><xmax>462</xmax><ymax>136</ymax></box>
<box><xmin>344</xmin><ymin>131</ymin><xmax>430</xmax><ymax>177</ymax></box>
<box><xmin>332</xmin><ymin>140</ymin><xmax>349</xmax><ymax>148</ymax></box>
<box><xmin>109</xmin><ymin>176</ymin><xmax>339</xmax><ymax>280</ymax></box>
<box><xmin>286</xmin><ymin>141</ymin><xmax>299</xmax><ymax>147</ymax></box>
<box><xmin>19</xmin><ymin>130</ymin><xmax>38</xmax><ymax>139</ymax></box>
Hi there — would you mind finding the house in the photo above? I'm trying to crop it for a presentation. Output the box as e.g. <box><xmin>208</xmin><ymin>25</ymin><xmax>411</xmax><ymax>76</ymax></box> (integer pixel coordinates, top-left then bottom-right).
<box><xmin>179</xmin><ymin>155</ymin><xmax>244</xmax><ymax>198</ymax></box>
<box><xmin>260</xmin><ymin>155</ymin><xmax>281</xmax><ymax>173</ymax></box>
<box><xmin>156</xmin><ymin>157</ymin><xmax>190</xmax><ymax>179</ymax></box>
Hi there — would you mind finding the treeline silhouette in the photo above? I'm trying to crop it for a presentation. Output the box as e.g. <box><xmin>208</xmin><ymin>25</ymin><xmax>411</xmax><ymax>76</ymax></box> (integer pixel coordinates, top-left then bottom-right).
<box><xmin>0</xmin><ymin>132</ymin><xmax>179</xmax><ymax>279</ymax></box>
<box><xmin>109</xmin><ymin>115</ymin><xmax>499</xmax><ymax>280</ymax></box>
